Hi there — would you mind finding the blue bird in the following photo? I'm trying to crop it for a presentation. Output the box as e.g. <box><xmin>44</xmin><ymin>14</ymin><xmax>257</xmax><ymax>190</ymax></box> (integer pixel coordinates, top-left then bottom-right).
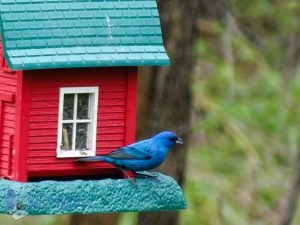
<box><xmin>76</xmin><ymin>131</ymin><xmax>183</xmax><ymax>187</ymax></box>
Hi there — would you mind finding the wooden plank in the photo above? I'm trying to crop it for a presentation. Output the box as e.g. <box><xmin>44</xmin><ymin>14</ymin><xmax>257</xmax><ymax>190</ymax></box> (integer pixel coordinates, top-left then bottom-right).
<box><xmin>30</xmin><ymin>93</ymin><xmax>59</xmax><ymax>102</ymax></box>
<box><xmin>29</xmin><ymin>136</ymin><xmax>57</xmax><ymax>144</ymax></box>
<box><xmin>96</xmin><ymin>133</ymin><xmax>124</xmax><ymax>140</ymax></box>
<box><xmin>2</xmin><ymin>126</ymin><xmax>15</xmax><ymax>133</ymax></box>
<box><xmin>125</xmin><ymin>67</ymin><xmax>137</xmax><ymax>145</ymax></box>
<box><xmin>29</xmin><ymin>129</ymin><xmax>57</xmax><ymax>137</ymax></box>
<box><xmin>3</xmin><ymin>112</ymin><xmax>16</xmax><ymax>121</ymax></box>
<box><xmin>97</xmin><ymin>120</ymin><xmax>125</xmax><ymax>127</ymax></box>
<box><xmin>1</xmin><ymin>120</ymin><xmax>14</xmax><ymax>128</ymax></box>
<box><xmin>31</xmin><ymin>101</ymin><xmax>58</xmax><ymax>109</ymax></box>
<box><xmin>28</xmin><ymin>143</ymin><xmax>56</xmax><ymax>150</ymax></box>
<box><xmin>0</xmin><ymin>73</ymin><xmax>18</xmax><ymax>82</ymax></box>
<box><xmin>0</xmin><ymin>68</ymin><xmax>17</xmax><ymax>178</ymax></box>
<box><xmin>7</xmin><ymin>135</ymin><xmax>13</xmax><ymax>178</ymax></box>
<box><xmin>96</xmin><ymin>140</ymin><xmax>123</xmax><ymax>148</ymax></box>
<box><xmin>0</xmin><ymin>78</ymin><xmax>17</xmax><ymax>86</ymax></box>
<box><xmin>30</xmin><ymin>109</ymin><xmax>58</xmax><ymax>116</ymax></box>
<box><xmin>2</xmin><ymin>150</ymin><xmax>12</xmax><ymax>156</ymax></box>
<box><xmin>0</xmin><ymin>150</ymin><xmax>10</xmax><ymax>156</ymax></box>
<box><xmin>31</xmin><ymin>87</ymin><xmax>127</xmax><ymax>95</ymax></box>
<box><xmin>0</xmin><ymin>92</ymin><xmax>15</xmax><ymax>103</ymax></box>
<box><xmin>2</xmin><ymin>134</ymin><xmax>12</xmax><ymax>141</ymax></box>
<box><xmin>98</xmin><ymin>127</ymin><xmax>125</xmax><ymax>134</ymax></box>
<box><xmin>98</xmin><ymin>105</ymin><xmax>126</xmax><ymax>113</ymax></box>
<box><xmin>100</xmin><ymin>84</ymin><xmax>127</xmax><ymax>92</ymax></box>
<box><xmin>0</xmin><ymin>84</ymin><xmax>17</xmax><ymax>93</ymax></box>
<box><xmin>0</xmin><ymin>162</ymin><xmax>9</xmax><ymax>168</ymax></box>
<box><xmin>28</xmin><ymin>160</ymin><xmax>113</xmax><ymax>168</ymax></box>
<box><xmin>31</xmin><ymin>88</ymin><xmax>57</xmax><ymax>94</ymax></box>
<box><xmin>0</xmin><ymin>166</ymin><xmax>8</xmax><ymax>171</ymax></box>
<box><xmin>96</xmin><ymin>112</ymin><xmax>125</xmax><ymax>120</ymax></box>
<box><xmin>3</xmin><ymin>105</ymin><xmax>16</xmax><ymax>114</ymax></box>
<box><xmin>29</xmin><ymin>123</ymin><xmax>58</xmax><ymax>129</ymax></box>
<box><xmin>13</xmin><ymin>70</ymin><xmax>29</xmax><ymax>182</ymax></box>
<box><xmin>29</xmin><ymin>115</ymin><xmax>58</xmax><ymax>123</ymax></box>
<box><xmin>27</xmin><ymin>156</ymin><xmax>115</xmax><ymax>166</ymax></box>
<box><xmin>99</xmin><ymin>99</ymin><xmax>126</xmax><ymax>106</ymax></box>
<box><xmin>1</xmin><ymin>140</ymin><xmax>11</xmax><ymax>148</ymax></box>
<box><xmin>99</xmin><ymin>91</ymin><xmax>127</xmax><ymax>99</ymax></box>
<box><xmin>28</xmin><ymin>151</ymin><xmax>58</xmax><ymax>157</ymax></box>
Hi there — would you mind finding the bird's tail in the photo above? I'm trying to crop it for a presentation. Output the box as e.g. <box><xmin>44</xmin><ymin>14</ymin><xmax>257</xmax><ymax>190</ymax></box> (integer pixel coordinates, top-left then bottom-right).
<box><xmin>74</xmin><ymin>156</ymin><xmax>105</xmax><ymax>162</ymax></box>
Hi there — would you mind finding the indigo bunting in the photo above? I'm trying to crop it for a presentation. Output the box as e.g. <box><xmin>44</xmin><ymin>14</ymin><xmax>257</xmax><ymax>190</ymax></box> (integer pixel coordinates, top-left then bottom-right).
<box><xmin>76</xmin><ymin>131</ymin><xmax>183</xmax><ymax>186</ymax></box>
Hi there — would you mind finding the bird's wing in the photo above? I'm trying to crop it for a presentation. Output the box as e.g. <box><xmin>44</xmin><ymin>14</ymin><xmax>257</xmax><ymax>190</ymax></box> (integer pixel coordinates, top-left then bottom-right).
<box><xmin>75</xmin><ymin>156</ymin><xmax>104</xmax><ymax>162</ymax></box>
<box><xmin>105</xmin><ymin>146</ymin><xmax>152</xmax><ymax>160</ymax></box>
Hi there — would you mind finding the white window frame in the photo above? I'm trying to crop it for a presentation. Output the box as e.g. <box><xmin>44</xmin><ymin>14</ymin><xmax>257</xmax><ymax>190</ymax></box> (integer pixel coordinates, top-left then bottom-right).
<box><xmin>56</xmin><ymin>87</ymin><xmax>99</xmax><ymax>158</ymax></box>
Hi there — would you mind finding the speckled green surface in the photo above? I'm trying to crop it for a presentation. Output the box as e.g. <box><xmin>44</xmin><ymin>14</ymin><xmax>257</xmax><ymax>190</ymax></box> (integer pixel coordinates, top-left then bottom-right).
<box><xmin>0</xmin><ymin>173</ymin><xmax>186</xmax><ymax>216</ymax></box>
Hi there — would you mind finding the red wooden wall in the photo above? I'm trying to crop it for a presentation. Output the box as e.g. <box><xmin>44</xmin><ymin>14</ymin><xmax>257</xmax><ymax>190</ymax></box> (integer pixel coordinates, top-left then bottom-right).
<box><xmin>0</xmin><ymin>38</ymin><xmax>137</xmax><ymax>181</ymax></box>
<box><xmin>22</xmin><ymin>67</ymin><xmax>137</xmax><ymax>180</ymax></box>
<box><xmin>0</xmin><ymin>39</ymin><xmax>19</xmax><ymax>179</ymax></box>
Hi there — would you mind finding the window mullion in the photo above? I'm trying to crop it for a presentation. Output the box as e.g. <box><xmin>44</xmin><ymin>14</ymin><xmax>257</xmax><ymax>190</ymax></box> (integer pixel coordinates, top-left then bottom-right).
<box><xmin>62</xmin><ymin>120</ymin><xmax>74</xmax><ymax>123</ymax></box>
<box><xmin>88</xmin><ymin>94</ymin><xmax>92</xmax><ymax>149</ymax></box>
<box><xmin>72</xmin><ymin>93</ymin><xmax>78</xmax><ymax>150</ymax></box>
<box><xmin>76</xmin><ymin>119</ymin><xmax>91</xmax><ymax>123</ymax></box>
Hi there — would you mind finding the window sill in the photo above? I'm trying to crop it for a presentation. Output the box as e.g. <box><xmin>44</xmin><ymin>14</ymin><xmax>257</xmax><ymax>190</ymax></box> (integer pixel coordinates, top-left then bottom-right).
<box><xmin>56</xmin><ymin>149</ymin><xmax>96</xmax><ymax>158</ymax></box>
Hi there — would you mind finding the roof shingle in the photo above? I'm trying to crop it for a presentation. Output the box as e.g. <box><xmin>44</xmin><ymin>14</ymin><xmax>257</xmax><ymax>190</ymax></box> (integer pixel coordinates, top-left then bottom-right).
<box><xmin>0</xmin><ymin>0</ymin><xmax>169</xmax><ymax>70</ymax></box>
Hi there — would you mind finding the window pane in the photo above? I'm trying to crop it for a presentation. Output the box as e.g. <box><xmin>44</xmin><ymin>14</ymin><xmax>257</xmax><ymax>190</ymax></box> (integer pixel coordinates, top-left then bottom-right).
<box><xmin>63</xmin><ymin>94</ymin><xmax>74</xmax><ymax>120</ymax></box>
<box><xmin>76</xmin><ymin>123</ymin><xmax>89</xmax><ymax>150</ymax></box>
<box><xmin>61</xmin><ymin>123</ymin><xmax>73</xmax><ymax>150</ymax></box>
<box><xmin>77</xmin><ymin>93</ymin><xmax>90</xmax><ymax>119</ymax></box>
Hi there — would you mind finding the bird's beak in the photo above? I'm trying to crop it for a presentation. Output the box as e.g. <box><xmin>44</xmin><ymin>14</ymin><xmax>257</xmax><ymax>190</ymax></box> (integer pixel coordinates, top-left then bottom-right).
<box><xmin>176</xmin><ymin>138</ymin><xmax>183</xmax><ymax>144</ymax></box>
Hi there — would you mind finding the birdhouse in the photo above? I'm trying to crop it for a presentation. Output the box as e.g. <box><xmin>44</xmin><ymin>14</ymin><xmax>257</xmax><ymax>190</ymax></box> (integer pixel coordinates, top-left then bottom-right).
<box><xmin>0</xmin><ymin>0</ymin><xmax>186</xmax><ymax>216</ymax></box>
<box><xmin>0</xmin><ymin>0</ymin><xmax>169</xmax><ymax>182</ymax></box>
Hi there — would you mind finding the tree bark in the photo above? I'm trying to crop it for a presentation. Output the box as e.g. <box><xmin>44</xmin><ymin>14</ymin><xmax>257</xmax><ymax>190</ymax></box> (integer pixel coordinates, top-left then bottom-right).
<box><xmin>69</xmin><ymin>214</ymin><xmax>120</xmax><ymax>225</ymax></box>
<box><xmin>137</xmin><ymin>1</ymin><xmax>229</xmax><ymax>225</ymax></box>
<box><xmin>136</xmin><ymin>0</ymin><xmax>230</xmax><ymax>224</ymax></box>
<box><xmin>278</xmin><ymin>152</ymin><xmax>300</xmax><ymax>225</ymax></box>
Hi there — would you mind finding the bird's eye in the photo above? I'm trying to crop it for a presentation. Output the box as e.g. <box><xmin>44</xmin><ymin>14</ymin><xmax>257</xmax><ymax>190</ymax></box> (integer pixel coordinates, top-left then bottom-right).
<box><xmin>169</xmin><ymin>137</ymin><xmax>177</xmax><ymax>141</ymax></box>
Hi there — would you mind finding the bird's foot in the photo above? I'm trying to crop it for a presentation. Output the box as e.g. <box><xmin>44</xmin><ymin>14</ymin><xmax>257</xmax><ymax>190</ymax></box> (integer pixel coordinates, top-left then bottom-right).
<box><xmin>117</xmin><ymin>167</ymin><xmax>138</xmax><ymax>189</ymax></box>
<box><xmin>134</xmin><ymin>172</ymin><xmax>160</xmax><ymax>183</ymax></box>
<box><xmin>128</xmin><ymin>177</ymin><xmax>137</xmax><ymax>189</ymax></box>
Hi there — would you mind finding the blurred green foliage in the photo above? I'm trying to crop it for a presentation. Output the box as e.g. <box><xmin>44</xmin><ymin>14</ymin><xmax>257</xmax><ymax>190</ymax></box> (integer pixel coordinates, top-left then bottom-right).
<box><xmin>181</xmin><ymin>1</ymin><xmax>300</xmax><ymax>224</ymax></box>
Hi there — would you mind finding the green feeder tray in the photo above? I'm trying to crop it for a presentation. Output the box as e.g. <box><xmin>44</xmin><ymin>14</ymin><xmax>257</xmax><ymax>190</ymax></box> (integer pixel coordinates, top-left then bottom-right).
<box><xmin>0</xmin><ymin>173</ymin><xmax>186</xmax><ymax>216</ymax></box>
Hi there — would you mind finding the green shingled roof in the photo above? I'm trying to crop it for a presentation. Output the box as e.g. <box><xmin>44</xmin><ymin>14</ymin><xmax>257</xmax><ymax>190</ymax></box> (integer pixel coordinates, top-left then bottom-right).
<box><xmin>0</xmin><ymin>0</ymin><xmax>169</xmax><ymax>70</ymax></box>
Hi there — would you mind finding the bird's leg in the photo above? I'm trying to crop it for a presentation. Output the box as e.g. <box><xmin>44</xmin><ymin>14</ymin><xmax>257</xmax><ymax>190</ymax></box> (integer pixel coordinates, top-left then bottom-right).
<box><xmin>117</xmin><ymin>167</ymin><xmax>137</xmax><ymax>188</ymax></box>
<box><xmin>134</xmin><ymin>172</ymin><xmax>160</xmax><ymax>182</ymax></box>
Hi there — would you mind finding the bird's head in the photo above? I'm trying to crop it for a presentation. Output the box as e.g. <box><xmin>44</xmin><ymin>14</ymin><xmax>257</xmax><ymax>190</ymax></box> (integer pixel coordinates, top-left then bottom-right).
<box><xmin>152</xmin><ymin>131</ymin><xmax>183</xmax><ymax>149</ymax></box>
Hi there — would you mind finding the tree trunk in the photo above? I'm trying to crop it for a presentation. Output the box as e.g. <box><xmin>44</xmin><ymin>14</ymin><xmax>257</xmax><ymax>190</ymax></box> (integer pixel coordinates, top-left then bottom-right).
<box><xmin>137</xmin><ymin>1</ymin><xmax>229</xmax><ymax>225</ymax></box>
<box><xmin>69</xmin><ymin>214</ymin><xmax>120</xmax><ymax>225</ymax></box>
<box><xmin>278</xmin><ymin>152</ymin><xmax>300</xmax><ymax>225</ymax></box>
<box><xmin>69</xmin><ymin>1</ymin><xmax>229</xmax><ymax>225</ymax></box>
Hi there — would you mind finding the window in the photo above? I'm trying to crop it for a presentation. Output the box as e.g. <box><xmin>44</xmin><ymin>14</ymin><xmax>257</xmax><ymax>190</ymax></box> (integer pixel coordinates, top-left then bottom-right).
<box><xmin>57</xmin><ymin>87</ymin><xmax>99</xmax><ymax>158</ymax></box>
